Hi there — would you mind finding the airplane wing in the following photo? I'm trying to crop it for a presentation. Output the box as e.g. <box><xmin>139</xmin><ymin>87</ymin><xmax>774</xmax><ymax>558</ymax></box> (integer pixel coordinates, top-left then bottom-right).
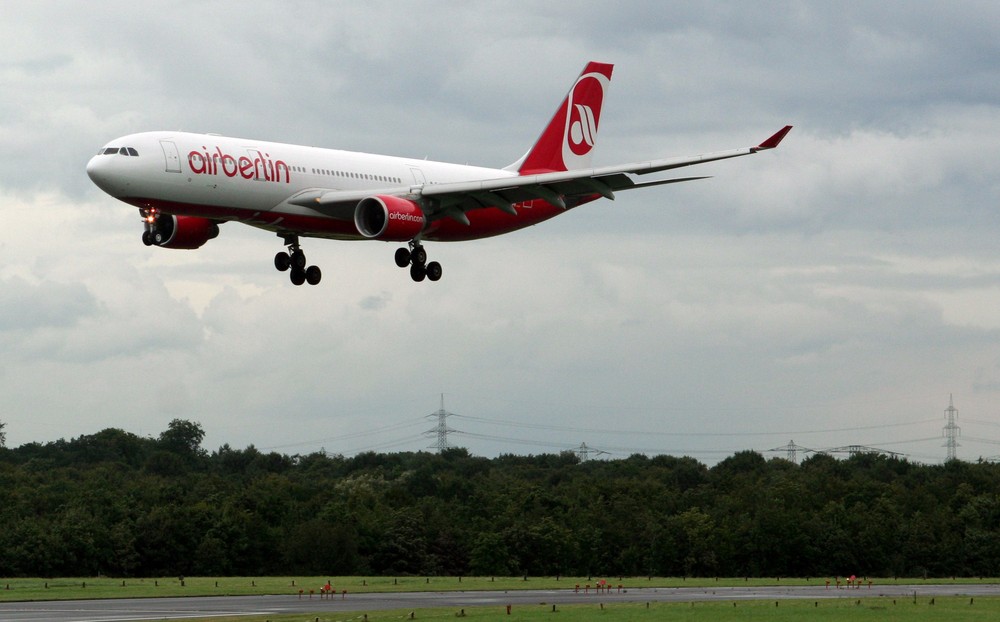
<box><xmin>286</xmin><ymin>187</ymin><xmax>409</xmax><ymax>221</ymax></box>
<box><xmin>292</xmin><ymin>126</ymin><xmax>791</xmax><ymax>224</ymax></box>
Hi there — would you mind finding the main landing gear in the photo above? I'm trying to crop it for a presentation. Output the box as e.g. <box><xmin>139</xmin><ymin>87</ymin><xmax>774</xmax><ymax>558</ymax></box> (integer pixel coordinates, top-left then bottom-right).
<box><xmin>274</xmin><ymin>234</ymin><xmax>321</xmax><ymax>286</ymax></box>
<box><xmin>394</xmin><ymin>241</ymin><xmax>442</xmax><ymax>283</ymax></box>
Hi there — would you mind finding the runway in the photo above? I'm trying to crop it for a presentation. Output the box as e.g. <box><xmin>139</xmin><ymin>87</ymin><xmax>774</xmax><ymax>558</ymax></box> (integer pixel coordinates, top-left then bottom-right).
<box><xmin>2</xmin><ymin>583</ymin><xmax>999</xmax><ymax>622</ymax></box>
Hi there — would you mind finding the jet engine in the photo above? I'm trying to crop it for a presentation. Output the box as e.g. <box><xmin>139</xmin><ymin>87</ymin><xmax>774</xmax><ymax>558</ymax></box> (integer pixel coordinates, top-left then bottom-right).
<box><xmin>147</xmin><ymin>215</ymin><xmax>220</xmax><ymax>249</ymax></box>
<box><xmin>354</xmin><ymin>195</ymin><xmax>426</xmax><ymax>241</ymax></box>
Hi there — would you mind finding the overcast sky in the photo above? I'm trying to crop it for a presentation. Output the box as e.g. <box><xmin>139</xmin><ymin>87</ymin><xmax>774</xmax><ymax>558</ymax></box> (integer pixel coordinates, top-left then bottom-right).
<box><xmin>3</xmin><ymin>1</ymin><xmax>1000</xmax><ymax>464</ymax></box>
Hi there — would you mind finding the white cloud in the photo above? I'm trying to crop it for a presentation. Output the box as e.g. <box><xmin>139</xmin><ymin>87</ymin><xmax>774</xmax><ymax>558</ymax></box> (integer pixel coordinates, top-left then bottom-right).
<box><xmin>1</xmin><ymin>1</ymin><xmax>999</xmax><ymax>463</ymax></box>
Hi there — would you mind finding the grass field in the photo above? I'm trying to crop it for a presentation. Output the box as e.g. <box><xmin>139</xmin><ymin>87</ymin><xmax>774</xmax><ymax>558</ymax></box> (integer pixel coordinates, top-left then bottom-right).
<box><xmin>0</xmin><ymin>575</ymin><xmax>996</xmax><ymax>601</ymax></box>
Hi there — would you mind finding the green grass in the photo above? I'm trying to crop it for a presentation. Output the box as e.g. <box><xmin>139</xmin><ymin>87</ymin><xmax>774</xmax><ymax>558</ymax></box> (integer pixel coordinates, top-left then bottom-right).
<box><xmin>0</xmin><ymin>575</ymin><xmax>996</xmax><ymax>602</ymax></box>
<box><xmin>85</xmin><ymin>597</ymin><xmax>1000</xmax><ymax>622</ymax></box>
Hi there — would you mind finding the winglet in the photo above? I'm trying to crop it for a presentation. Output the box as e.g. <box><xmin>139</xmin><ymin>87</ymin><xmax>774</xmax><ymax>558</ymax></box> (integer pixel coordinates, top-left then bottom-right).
<box><xmin>753</xmin><ymin>125</ymin><xmax>793</xmax><ymax>151</ymax></box>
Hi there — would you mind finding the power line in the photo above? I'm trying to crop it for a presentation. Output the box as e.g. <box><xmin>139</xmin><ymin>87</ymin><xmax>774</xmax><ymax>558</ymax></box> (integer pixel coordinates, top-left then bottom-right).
<box><xmin>452</xmin><ymin>412</ymin><xmax>941</xmax><ymax>438</ymax></box>
<box><xmin>259</xmin><ymin>396</ymin><xmax>1000</xmax><ymax>464</ymax></box>
<box><xmin>261</xmin><ymin>418</ymin><xmax>427</xmax><ymax>451</ymax></box>
<box><xmin>821</xmin><ymin>445</ymin><xmax>906</xmax><ymax>458</ymax></box>
<box><xmin>454</xmin><ymin>430</ymin><xmax>578</xmax><ymax>451</ymax></box>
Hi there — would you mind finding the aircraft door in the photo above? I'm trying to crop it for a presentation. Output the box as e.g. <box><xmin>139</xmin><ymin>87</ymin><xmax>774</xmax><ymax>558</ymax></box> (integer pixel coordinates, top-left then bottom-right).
<box><xmin>160</xmin><ymin>140</ymin><xmax>182</xmax><ymax>173</ymax></box>
<box><xmin>410</xmin><ymin>168</ymin><xmax>426</xmax><ymax>185</ymax></box>
<box><xmin>247</xmin><ymin>150</ymin><xmax>269</xmax><ymax>181</ymax></box>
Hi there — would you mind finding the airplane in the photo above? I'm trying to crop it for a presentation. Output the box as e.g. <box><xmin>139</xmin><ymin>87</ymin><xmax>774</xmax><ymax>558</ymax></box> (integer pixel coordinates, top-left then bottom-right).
<box><xmin>87</xmin><ymin>61</ymin><xmax>791</xmax><ymax>286</ymax></box>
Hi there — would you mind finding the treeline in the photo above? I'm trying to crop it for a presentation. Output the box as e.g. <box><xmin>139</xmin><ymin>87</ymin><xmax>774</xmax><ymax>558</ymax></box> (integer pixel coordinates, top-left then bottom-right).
<box><xmin>1</xmin><ymin>419</ymin><xmax>999</xmax><ymax>578</ymax></box>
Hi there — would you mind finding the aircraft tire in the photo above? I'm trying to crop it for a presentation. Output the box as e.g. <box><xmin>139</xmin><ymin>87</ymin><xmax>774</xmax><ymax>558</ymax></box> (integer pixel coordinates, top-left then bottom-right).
<box><xmin>395</xmin><ymin>247</ymin><xmax>411</xmax><ymax>268</ymax></box>
<box><xmin>305</xmin><ymin>265</ymin><xmax>322</xmax><ymax>285</ymax></box>
<box><xmin>410</xmin><ymin>263</ymin><xmax>426</xmax><ymax>282</ymax></box>
<box><xmin>412</xmin><ymin>246</ymin><xmax>427</xmax><ymax>266</ymax></box>
<box><xmin>291</xmin><ymin>250</ymin><xmax>307</xmax><ymax>270</ymax></box>
<box><xmin>274</xmin><ymin>252</ymin><xmax>291</xmax><ymax>272</ymax></box>
<box><xmin>142</xmin><ymin>231</ymin><xmax>153</xmax><ymax>246</ymax></box>
<box><xmin>290</xmin><ymin>268</ymin><xmax>306</xmax><ymax>286</ymax></box>
<box><xmin>426</xmin><ymin>261</ymin><xmax>442</xmax><ymax>281</ymax></box>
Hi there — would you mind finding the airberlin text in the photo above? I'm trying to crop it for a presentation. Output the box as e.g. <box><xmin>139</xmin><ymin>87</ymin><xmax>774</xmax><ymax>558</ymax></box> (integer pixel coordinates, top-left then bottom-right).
<box><xmin>188</xmin><ymin>147</ymin><xmax>290</xmax><ymax>183</ymax></box>
<box><xmin>389</xmin><ymin>211</ymin><xmax>423</xmax><ymax>223</ymax></box>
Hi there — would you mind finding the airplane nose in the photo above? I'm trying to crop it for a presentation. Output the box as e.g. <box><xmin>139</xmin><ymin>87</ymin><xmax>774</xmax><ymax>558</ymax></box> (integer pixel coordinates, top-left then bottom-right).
<box><xmin>87</xmin><ymin>154</ymin><xmax>117</xmax><ymax>195</ymax></box>
<box><xmin>86</xmin><ymin>154</ymin><xmax>104</xmax><ymax>181</ymax></box>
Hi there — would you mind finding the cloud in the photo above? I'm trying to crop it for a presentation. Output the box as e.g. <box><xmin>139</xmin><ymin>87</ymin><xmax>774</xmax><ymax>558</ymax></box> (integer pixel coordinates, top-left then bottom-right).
<box><xmin>1</xmin><ymin>1</ymin><xmax>999</xmax><ymax>463</ymax></box>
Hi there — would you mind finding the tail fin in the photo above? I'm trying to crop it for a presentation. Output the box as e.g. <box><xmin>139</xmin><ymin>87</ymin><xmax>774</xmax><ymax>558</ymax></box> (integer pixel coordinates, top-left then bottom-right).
<box><xmin>505</xmin><ymin>61</ymin><xmax>614</xmax><ymax>175</ymax></box>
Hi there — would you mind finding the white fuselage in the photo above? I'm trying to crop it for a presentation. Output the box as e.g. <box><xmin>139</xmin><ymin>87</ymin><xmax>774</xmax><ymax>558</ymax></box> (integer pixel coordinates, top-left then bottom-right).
<box><xmin>86</xmin><ymin>131</ymin><xmax>545</xmax><ymax>241</ymax></box>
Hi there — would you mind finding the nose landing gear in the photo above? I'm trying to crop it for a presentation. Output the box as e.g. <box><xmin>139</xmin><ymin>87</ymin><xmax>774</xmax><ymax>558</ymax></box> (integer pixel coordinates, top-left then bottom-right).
<box><xmin>394</xmin><ymin>241</ymin><xmax>441</xmax><ymax>283</ymax></box>
<box><xmin>274</xmin><ymin>234</ymin><xmax>321</xmax><ymax>286</ymax></box>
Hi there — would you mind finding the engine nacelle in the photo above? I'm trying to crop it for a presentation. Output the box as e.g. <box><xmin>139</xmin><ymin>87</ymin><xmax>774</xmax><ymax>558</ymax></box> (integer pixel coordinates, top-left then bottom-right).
<box><xmin>354</xmin><ymin>195</ymin><xmax>426</xmax><ymax>241</ymax></box>
<box><xmin>151</xmin><ymin>215</ymin><xmax>220</xmax><ymax>249</ymax></box>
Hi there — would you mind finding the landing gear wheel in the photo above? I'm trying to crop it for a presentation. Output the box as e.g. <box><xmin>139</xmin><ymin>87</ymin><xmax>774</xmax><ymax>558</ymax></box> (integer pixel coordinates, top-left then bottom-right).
<box><xmin>142</xmin><ymin>231</ymin><xmax>153</xmax><ymax>246</ymax></box>
<box><xmin>274</xmin><ymin>251</ymin><xmax>291</xmax><ymax>272</ymax></box>
<box><xmin>291</xmin><ymin>249</ymin><xmax>307</xmax><ymax>270</ymax></box>
<box><xmin>395</xmin><ymin>247</ymin><xmax>411</xmax><ymax>268</ymax></box>
<box><xmin>305</xmin><ymin>265</ymin><xmax>322</xmax><ymax>285</ymax></box>
<box><xmin>290</xmin><ymin>268</ymin><xmax>306</xmax><ymax>286</ymax></box>
<box><xmin>411</xmin><ymin>246</ymin><xmax>427</xmax><ymax>266</ymax></box>
<box><xmin>426</xmin><ymin>261</ymin><xmax>442</xmax><ymax>282</ymax></box>
<box><xmin>410</xmin><ymin>263</ymin><xmax>427</xmax><ymax>282</ymax></box>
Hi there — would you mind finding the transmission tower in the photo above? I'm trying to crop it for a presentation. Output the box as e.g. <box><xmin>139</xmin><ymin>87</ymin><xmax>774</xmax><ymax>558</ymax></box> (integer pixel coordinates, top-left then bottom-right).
<box><xmin>573</xmin><ymin>442</ymin><xmax>609</xmax><ymax>461</ymax></box>
<box><xmin>943</xmin><ymin>394</ymin><xmax>961</xmax><ymax>462</ymax></box>
<box><xmin>768</xmin><ymin>440</ymin><xmax>812</xmax><ymax>463</ymax></box>
<box><xmin>425</xmin><ymin>394</ymin><xmax>459</xmax><ymax>452</ymax></box>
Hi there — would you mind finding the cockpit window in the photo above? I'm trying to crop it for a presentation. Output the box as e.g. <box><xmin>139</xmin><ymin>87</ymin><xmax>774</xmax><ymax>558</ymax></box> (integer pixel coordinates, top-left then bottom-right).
<box><xmin>101</xmin><ymin>146</ymin><xmax>139</xmax><ymax>156</ymax></box>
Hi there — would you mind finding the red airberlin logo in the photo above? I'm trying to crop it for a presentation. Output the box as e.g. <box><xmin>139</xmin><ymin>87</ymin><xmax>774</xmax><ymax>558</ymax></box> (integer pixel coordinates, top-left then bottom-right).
<box><xmin>562</xmin><ymin>72</ymin><xmax>608</xmax><ymax>167</ymax></box>
<box><xmin>187</xmin><ymin>146</ymin><xmax>291</xmax><ymax>183</ymax></box>
<box><xmin>567</xmin><ymin>78</ymin><xmax>602</xmax><ymax>156</ymax></box>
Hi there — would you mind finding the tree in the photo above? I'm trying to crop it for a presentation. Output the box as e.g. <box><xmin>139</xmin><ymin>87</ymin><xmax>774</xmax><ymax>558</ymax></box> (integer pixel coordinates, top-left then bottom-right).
<box><xmin>372</xmin><ymin>510</ymin><xmax>429</xmax><ymax>575</ymax></box>
<box><xmin>672</xmin><ymin>507</ymin><xmax>719</xmax><ymax>577</ymax></box>
<box><xmin>0</xmin><ymin>420</ymin><xmax>6</xmax><ymax>448</ymax></box>
<box><xmin>159</xmin><ymin>419</ymin><xmax>205</xmax><ymax>452</ymax></box>
<box><xmin>469</xmin><ymin>531</ymin><xmax>513</xmax><ymax>576</ymax></box>
<box><xmin>9</xmin><ymin>422</ymin><xmax>1000</xmax><ymax>579</ymax></box>
<box><xmin>158</xmin><ymin>419</ymin><xmax>207</xmax><ymax>467</ymax></box>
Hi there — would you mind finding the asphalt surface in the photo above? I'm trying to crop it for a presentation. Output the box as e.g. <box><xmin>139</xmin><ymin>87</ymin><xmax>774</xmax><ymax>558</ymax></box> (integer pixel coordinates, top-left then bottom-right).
<box><xmin>2</xmin><ymin>583</ymin><xmax>999</xmax><ymax>622</ymax></box>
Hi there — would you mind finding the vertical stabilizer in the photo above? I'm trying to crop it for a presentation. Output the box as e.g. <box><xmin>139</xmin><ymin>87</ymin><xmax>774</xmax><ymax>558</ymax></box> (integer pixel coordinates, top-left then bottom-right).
<box><xmin>506</xmin><ymin>61</ymin><xmax>614</xmax><ymax>175</ymax></box>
